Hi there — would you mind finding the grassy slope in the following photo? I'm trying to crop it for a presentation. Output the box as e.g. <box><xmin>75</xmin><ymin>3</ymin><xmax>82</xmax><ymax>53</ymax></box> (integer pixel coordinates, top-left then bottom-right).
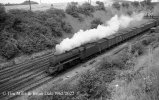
<box><xmin>110</xmin><ymin>47</ymin><xmax>159</xmax><ymax>100</ymax></box>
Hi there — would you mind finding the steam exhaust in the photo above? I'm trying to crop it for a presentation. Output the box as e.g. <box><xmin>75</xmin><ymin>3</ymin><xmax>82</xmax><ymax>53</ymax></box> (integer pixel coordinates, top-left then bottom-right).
<box><xmin>55</xmin><ymin>13</ymin><xmax>144</xmax><ymax>54</ymax></box>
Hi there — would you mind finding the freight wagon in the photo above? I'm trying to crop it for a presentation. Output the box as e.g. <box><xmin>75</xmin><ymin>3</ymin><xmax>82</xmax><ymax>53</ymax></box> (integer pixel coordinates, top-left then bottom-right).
<box><xmin>47</xmin><ymin>19</ymin><xmax>159</xmax><ymax>74</ymax></box>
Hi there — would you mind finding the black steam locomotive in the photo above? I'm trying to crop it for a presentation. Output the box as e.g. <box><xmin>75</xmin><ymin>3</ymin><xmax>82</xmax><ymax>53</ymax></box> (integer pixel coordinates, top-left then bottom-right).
<box><xmin>47</xmin><ymin>19</ymin><xmax>159</xmax><ymax>74</ymax></box>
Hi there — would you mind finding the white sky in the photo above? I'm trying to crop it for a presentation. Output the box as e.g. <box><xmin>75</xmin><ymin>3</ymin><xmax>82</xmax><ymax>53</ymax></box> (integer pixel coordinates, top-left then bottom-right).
<box><xmin>0</xmin><ymin>0</ymin><xmax>159</xmax><ymax>4</ymax></box>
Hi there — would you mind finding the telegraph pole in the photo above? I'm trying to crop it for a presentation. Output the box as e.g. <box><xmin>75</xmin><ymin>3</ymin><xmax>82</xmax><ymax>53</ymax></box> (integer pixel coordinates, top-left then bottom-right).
<box><xmin>88</xmin><ymin>0</ymin><xmax>91</xmax><ymax>4</ymax></box>
<box><xmin>139</xmin><ymin>0</ymin><xmax>141</xmax><ymax>6</ymax></box>
<box><xmin>29</xmin><ymin>0</ymin><xmax>32</xmax><ymax>11</ymax></box>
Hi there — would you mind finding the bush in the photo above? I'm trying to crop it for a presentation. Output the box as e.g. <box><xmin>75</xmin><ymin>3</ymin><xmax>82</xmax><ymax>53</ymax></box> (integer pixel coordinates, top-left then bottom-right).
<box><xmin>98</xmin><ymin>57</ymin><xmax>112</xmax><ymax>70</ymax></box>
<box><xmin>46</xmin><ymin>8</ymin><xmax>66</xmax><ymax>19</ymax></box>
<box><xmin>65</xmin><ymin>2</ymin><xmax>80</xmax><ymax>18</ymax></box>
<box><xmin>141</xmin><ymin>37</ymin><xmax>156</xmax><ymax>46</ymax></box>
<box><xmin>90</xmin><ymin>18</ymin><xmax>103</xmax><ymax>29</ymax></box>
<box><xmin>131</xmin><ymin>1</ymin><xmax>140</xmax><ymax>7</ymax></box>
<box><xmin>18</xmin><ymin>39</ymin><xmax>35</xmax><ymax>54</ymax></box>
<box><xmin>8</xmin><ymin>9</ymin><xmax>35</xmax><ymax>22</ymax></box>
<box><xmin>96</xmin><ymin>1</ymin><xmax>105</xmax><ymax>11</ymax></box>
<box><xmin>0</xmin><ymin>30</ymin><xmax>13</xmax><ymax>42</ymax></box>
<box><xmin>45</xmin><ymin>18</ymin><xmax>63</xmax><ymax>37</ymax></box>
<box><xmin>122</xmin><ymin>2</ymin><xmax>129</xmax><ymax>8</ymax></box>
<box><xmin>98</xmin><ymin>56</ymin><xmax>125</xmax><ymax>71</ymax></box>
<box><xmin>144</xmin><ymin>0</ymin><xmax>152</xmax><ymax>5</ymax></box>
<box><xmin>117</xmin><ymin>48</ymin><xmax>132</xmax><ymax>63</ymax></box>
<box><xmin>61</xmin><ymin>21</ymin><xmax>73</xmax><ymax>33</ymax></box>
<box><xmin>126</xmin><ymin>10</ymin><xmax>133</xmax><ymax>16</ymax></box>
<box><xmin>78</xmin><ymin>2</ymin><xmax>95</xmax><ymax>16</ymax></box>
<box><xmin>0</xmin><ymin>41</ymin><xmax>19</xmax><ymax>59</ymax></box>
<box><xmin>112</xmin><ymin>2</ymin><xmax>121</xmax><ymax>10</ymax></box>
<box><xmin>78</xmin><ymin>70</ymin><xmax>110</xmax><ymax>99</ymax></box>
<box><xmin>0</xmin><ymin>27</ymin><xmax>20</xmax><ymax>60</ymax></box>
<box><xmin>65</xmin><ymin>2</ymin><xmax>95</xmax><ymax>19</ymax></box>
<box><xmin>18</xmin><ymin>37</ymin><xmax>55</xmax><ymax>55</ymax></box>
<box><xmin>130</xmin><ymin>42</ymin><xmax>145</xmax><ymax>56</ymax></box>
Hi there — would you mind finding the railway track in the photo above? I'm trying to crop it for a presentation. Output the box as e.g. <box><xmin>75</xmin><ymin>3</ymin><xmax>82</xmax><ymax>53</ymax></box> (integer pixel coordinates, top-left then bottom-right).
<box><xmin>0</xmin><ymin>66</ymin><xmax>52</xmax><ymax>100</ymax></box>
<box><xmin>0</xmin><ymin>52</ymin><xmax>53</xmax><ymax>74</ymax></box>
<box><xmin>0</xmin><ymin>52</ymin><xmax>54</xmax><ymax>100</ymax></box>
<box><xmin>0</xmin><ymin>22</ymin><xmax>156</xmax><ymax>100</ymax></box>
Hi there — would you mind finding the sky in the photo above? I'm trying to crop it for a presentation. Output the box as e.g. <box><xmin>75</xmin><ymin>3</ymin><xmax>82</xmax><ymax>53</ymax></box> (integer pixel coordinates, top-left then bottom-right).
<box><xmin>0</xmin><ymin>0</ymin><xmax>159</xmax><ymax>4</ymax></box>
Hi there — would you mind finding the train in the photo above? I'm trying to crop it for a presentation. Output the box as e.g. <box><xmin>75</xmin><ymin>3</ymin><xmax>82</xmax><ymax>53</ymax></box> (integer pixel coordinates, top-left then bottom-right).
<box><xmin>47</xmin><ymin>19</ymin><xmax>159</xmax><ymax>74</ymax></box>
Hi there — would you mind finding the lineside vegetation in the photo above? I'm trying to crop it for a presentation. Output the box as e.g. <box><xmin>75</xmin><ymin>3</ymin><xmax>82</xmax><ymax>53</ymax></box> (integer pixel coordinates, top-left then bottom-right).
<box><xmin>0</xmin><ymin>0</ymin><xmax>155</xmax><ymax>61</ymax></box>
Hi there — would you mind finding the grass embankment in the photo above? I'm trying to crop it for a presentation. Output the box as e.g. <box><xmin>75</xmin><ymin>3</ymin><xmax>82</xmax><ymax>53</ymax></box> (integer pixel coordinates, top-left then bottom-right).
<box><xmin>28</xmin><ymin>32</ymin><xmax>159</xmax><ymax>100</ymax></box>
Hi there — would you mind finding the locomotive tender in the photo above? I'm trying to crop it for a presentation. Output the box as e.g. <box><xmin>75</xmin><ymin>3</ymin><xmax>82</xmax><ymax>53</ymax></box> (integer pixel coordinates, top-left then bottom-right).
<box><xmin>47</xmin><ymin>19</ymin><xmax>159</xmax><ymax>74</ymax></box>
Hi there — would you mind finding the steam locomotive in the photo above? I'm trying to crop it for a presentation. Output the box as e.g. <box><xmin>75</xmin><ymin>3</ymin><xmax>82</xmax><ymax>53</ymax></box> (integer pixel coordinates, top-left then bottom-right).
<box><xmin>47</xmin><ymin>19</ymin><xmax>159</xmax><ymax>74</ymax></box>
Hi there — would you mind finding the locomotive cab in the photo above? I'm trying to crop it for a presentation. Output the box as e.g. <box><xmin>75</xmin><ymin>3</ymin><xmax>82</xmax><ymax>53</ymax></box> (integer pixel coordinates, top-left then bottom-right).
<box><xmin>46</xmin><ymin>59</ymin><xmax>59</xmax><ymax>75</ymax></box>
<box><xmin>47</xmin><ymin>55</ymin><xmax>64</xmax><ymax>75</ymax></box>
<box><xmin>47</xmin><ymin>48</ymin><xmax>81</xmax><ymax>75</ymax></box>
<box><xmin>46</xmin><ymin>57</ymin><xmax>58</xmax><ymax>74</ymax></box>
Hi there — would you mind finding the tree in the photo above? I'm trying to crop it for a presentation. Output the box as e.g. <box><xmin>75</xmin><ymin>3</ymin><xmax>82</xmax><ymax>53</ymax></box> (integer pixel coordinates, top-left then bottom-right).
<box><xmin>45</xmin><ymin>18</ymin><xmax>63</xmax><ymax>37</ymax></box>
<box><xmin>0</xmin><ymin>4</ymin><xmax>7</xmax><ymax>25</ymax></box>
<box><xmin>78</xmin><ymin>71</ymin><xmax>109</xmax><ymax>99</ymax></box>
<box><xmin>145</xmin><ymin>0</ymin><xmax>152</xmax><ymax>5</ymax></box>
<box><xmin>90</xmin><ymin>18</ymin><xmax>103</xmax><ymax>29</ymax></box>
<box><xmin>127</xmin><ymin>10</ymin><xmax>133</xmax><ymax>16</ymax></box>
<box><xmin>61</xmin><ymin>21</ymin><xmax>73</xmax><ymax>33</ymax></box>
<box><xmin>0</xmin><ymin>41</ymin><xmax>19</xmax><ymax>59</ymax></box>
<box><xmin>122</xmin><ymin>2</ymin><xmax>129</xmax><ymax>8</ymax></box>
<box><xmin>131</xmin><ymin>1</ymin><xmax>140</xmax><ymax>7</ymax></box>
<box><xmin>96</xmin><ymin>1</ymin><xmax>105</xmax><ymax>10</ymax></box>
<box><xmin>18</xmin><ymin>39</ymin><xmax>35</xmax><ymax>54</ymax></box>
<box><xmin>112</xmin><ymin>2</ymin><xmax>120</xmax><ymax>10</ymax></box>
<box><xmin>141</xmin><ymin>0</ymin><xmax>152</xmax><ymax>7</ymax></box>
<box><xmin>65</xmin><ymin>2</ymin><xmax>80</xmax><ymax>18</ymax></box>
<box><xmin>78</xmin><ymin>2</ymin><xmax>95</xmax><ymax>16</ymax></box>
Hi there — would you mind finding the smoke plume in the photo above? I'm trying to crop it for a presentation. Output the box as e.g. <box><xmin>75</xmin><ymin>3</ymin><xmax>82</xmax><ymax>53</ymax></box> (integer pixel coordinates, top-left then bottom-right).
<box><xmin>55</xmin><ymin>13</ymin><xmax>144</xmax><ymax>54</ymax></box>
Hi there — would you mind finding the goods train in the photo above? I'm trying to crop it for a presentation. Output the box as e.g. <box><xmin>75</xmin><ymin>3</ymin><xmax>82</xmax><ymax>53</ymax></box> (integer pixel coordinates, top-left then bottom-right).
<box><xmin>47</xmin><ymin>19</ymin><xmax>159</xmax><ymax>74</ymax></box>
